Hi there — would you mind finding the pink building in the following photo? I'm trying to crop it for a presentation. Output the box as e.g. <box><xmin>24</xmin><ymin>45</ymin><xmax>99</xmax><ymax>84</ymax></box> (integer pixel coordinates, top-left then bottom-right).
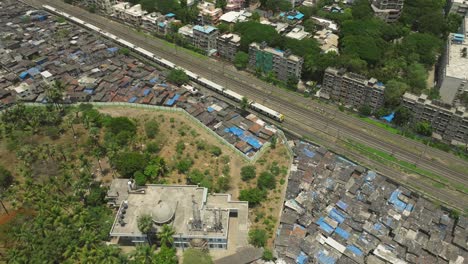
<box><xmin>226</xmin><ymin>0</ymin><xmax>245</xmax><ymax>11</ymax></box>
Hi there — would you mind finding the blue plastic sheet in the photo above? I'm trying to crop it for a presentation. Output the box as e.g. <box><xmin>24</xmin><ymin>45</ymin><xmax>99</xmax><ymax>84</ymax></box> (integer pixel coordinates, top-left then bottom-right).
<box><xmin>334</xmin><ymin>227</ymin><xmax>350</xmax><ymax>240</ymax></box>
<box><xmin>336</xmin><ymin>200</ymin><xmax>348</xmax><ymax>211</ymax></box>
<box><xmin>329</xmin><ymin>208</ymin><xmax>346</xmax><ymax>224</ymax></box>
<box><xmin>347</xmin><ymin>245</ymin><xmax>363</xmax><ymax>256</ymax></box>
<box><xmin>303</xmin><ymin>148</ymin><xmax>315</xmax><ymax>158</ymax></box>
<box><xmin>316</xmin><ymin>217</ymin><xmax>334</xmax><ymax>234</ymax></box>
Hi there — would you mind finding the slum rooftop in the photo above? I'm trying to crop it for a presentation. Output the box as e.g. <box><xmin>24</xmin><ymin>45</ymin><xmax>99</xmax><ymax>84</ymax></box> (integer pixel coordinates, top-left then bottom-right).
<box><xmin>0</xmin><ymin>1</ymin><xmax>276</xmax><ymax>158</ymax></box>
<box><xmin>275</xmin><ymin>140</ymin><xmax>467</xmax><ymax>264</ymax></box>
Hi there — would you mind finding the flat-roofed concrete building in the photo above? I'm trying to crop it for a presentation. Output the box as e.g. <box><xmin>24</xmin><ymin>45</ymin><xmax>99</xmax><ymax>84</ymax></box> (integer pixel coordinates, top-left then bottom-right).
<box><xmin>248</xmin><ymin>42</ymin><xmax>303</xmax><ymax>81</ymax></box>
<box><xmin>193</xmin><ymin>25</ymin><xmax>219</xmax><ymax>54</ymax></box>
<box><xmin>106</xmin><ymin>179</ymin><xmax>249</xmax><ymax>250</ymax></box>
<box><xmin>371</xmin><ymin>0</ymin><xmax>404</xmax><ymax>23</ymax></box>
<box><xmin>217</xmin><ymin>33</ymin><xmax>241</xmax><ymax>61</ymax></box>
<box><xmin>402</xmin><ymin>92</ymin><xmax>468</xmax><ymax>145</ymax></box>
<box><xmin>83</xmin><ymin>0</ymin><xmax>117</xmax><ymax>13</ymax></box>
<box><xmin>198</xmin><ymin>2</ymin><xmax>223</xmax><ymax>25</ymax></box>
<box><xmin>438</xmin><ymin>16</ymin><xmax>468</xmax><ymax>105</ymax></box>
<box><xmin>320</xmin><ymin>67</ymin><xmax>385</xmax><ymax>111</ymax></box>
<box><xmin>112</xmin><ymin>3</ymin><xmax>147</xmax><ymax>26</ymax></box>
<box><xmin>448</xmin><ymin>0</ymin><xmax>468</xmax><ymax>15</ymax></box>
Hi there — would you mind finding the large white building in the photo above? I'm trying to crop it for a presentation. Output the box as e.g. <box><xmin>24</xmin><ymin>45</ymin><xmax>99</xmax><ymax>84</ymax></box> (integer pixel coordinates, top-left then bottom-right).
<box><xmin>106</xmin><ymin>179</ymin><xmax>249</xmax><ymax>249</ymax></box>
<box><xmin>112</xmin><ymin>3</ymin><xmax>147</xmax><ymax>25</ymax></box>
<box><xmin>438</xmin><ymin>16</ymin><xmax>468</xmax><ymax>105</ymax></box>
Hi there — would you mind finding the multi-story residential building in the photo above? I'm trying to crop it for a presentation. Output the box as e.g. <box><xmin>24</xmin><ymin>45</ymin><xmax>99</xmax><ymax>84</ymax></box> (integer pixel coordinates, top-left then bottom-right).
<box><xmin>402</xmin><ymin>93</ymin><xmax>468</xmax><ymax>145</ymax></box>
<box><xmin>285</xmin><ymin>25</ymin><xmax>311</xmax><ymax>40</ymax></box>
<box><xmin>320</xmin><ymin>67</ymin><xmax>385</xmax><ymax>111</ymax></box>
<box><xmin>226</xmin><ymin>0</ymin><xmax>245</xmax><ymax>11</ymax></box>
<box><xmin>248</xmin><ymin>42</ymin><xmax>303</xmax><ymax>81</ymax></box>
<box><xmin>371</xmin><ymin>0</ymin><xmax>404</xmax><ymax>23</ymax></box>
<box><xmin>438</xmin><ymin>16</ymin><xmax>468</xmax><ymax>106</ymax></box>
<box><xmin>106</xmin><ymin>179</ymin><xmax>249</xmax><ymax>249</ymax></box>
<box><xmin>313</xmin><ymin>29</ymin><xmax>339</xmax><ymax>54</ymax></box>
<box><xmin>217</xmin><ymin>33</ymin><xmax>241</xmax><ymax>61</ymax></box>
<box><xmin>142</xmin><ymin>13</ymin><xmax>177</xmax><ymax>35</ymax></box>
<box><xmin>198</xmin><ymin>2</ymin><xmax>223</xmax><ymax>25</ymax></box>
<box><xmin>448</xmin><ymin>0</ymin><xmax>468</xmax><ymax>16</ymax></box>
<box><xmin>112</xmin><ymin>3</ymin><xmax>146</xmax><ymax>26</ymax></box>
<box><xmin>82</xmin><ymin>0</ymin><xmax>116</xmax><ymax>14</ymax></box>
<box><xmin>193</xmin><ymin>25</ymin><xmax>219</xmax><ymax>54</ymax></box>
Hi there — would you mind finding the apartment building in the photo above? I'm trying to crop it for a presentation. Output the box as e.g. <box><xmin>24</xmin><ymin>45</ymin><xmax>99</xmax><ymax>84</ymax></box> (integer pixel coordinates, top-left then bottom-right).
<box><xmin>248</xmin><ymin>42</ymin><xmax>303</xmax><ymax>81</ymax></box>
<box><xmin>217</xmin><ymin>33</ymin><xmax>241</xmax><ymax>61</ymax></box>
<box><xmin>198</xmin><ymin>2</ymin><xmax>223</xmax><ymax>25</ymax></box>
<box><xmin>448</xmin><ymin>0</ymin><xmax>468</xmax><ymax>16</ymax></box>
<box><xmin>82</xmin><ymin>0</ymin><xmax>116</xmax><ymax>13</ymax></box>
<box><xmin>142</xmin><ymin>12</ymin><xmax>177</xmax><ymax>35</ymax></box>
<box><xmin>320</xmin><ymin>67</ymin><xmax>385</xmax><ymax>111</ymax></box>
<box><xmin>402</xmin><ymin>93</ymin><xmax>468</xmax><ymax>145</ymax></box>
<box><xmin>226</xmin><ymin>0</ymin><xmax>245</xmax><ymax>11</ymax></box>
<box><xmin>371</xmin><ymin>0</ymin><xmax>404</xmax><ymax>23</ymax></box>
<box><xmin>193</xmin><ymin>25</ymin><xmax>219</xmax><ymax>54</ymax></box>
<box><xmin>112</xmin><ymin>3</ymin><xmax>146</xmax><ymax>26</ymax></box>
<box><xmin>438</xmin><ymin>16</ymin><xmax>468</xmax><ymax>106</ymax></box>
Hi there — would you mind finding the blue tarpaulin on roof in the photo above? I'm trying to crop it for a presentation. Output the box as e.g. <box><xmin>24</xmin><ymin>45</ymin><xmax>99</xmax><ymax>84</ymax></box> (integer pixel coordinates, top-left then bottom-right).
<box><xmin>27</xmin><ymin>67</ymin><xmax>40</xmax><ymax>76</ymax></box>
<box><xmin>166</xmin><ymin>13</ymin><xmax>175</xmax><ymax>17</ymax></box>
<box><xmin>389</xmin><ymin>189</ymin><xmax>407</xmax><ymax>212</ymax></box>
<box><xmin>159</xmin><ymin>83</ymin><xmax>168</xmax><ymax>87</ymax></box>
<box><xmin>131</xmin><ymin>84</ymin><xmax>140</xmax><ymax>91</ymax></box>
<box><xmin>296</xmin><ymin>252</ymin><xmax>308</xmax><ymax>264</ymax></box>
<box><xmin>207</xmin><ymin>107</ymin><xmax>215</xmax><ymax>113</ymax></box>
<box><xmin>143</xmin><ymin>89</ymin><xmax>151</xmax><ymax>96</ymax></box>
<box><xmin>334</xmin><ymin>227</ymin><xmax>350</xmax><ymax>240</ymax></box>
<box><xmin>83</xmin><ymin>88</ymin><xmax>94</xmax><ymax>94</ymax></box>
<box><xmin>365</xmin><ymin>171</ymin><xmax>377</xmax><ymax>181</ymax></box>
<box><xmin>336</xmin><ymin>200</ymin><xmax>348</xmax><ymax>211</ymax></box>
<box><xmin>329</xmin><ymin>208</ymin><xmax>346</xmax><ymax>224</ymax></box>
<box><xmin>149</xmin><ymin>78</ymin><xmax>158</xmax><ymax>84</ymax></box>
<box><xmin>287</xmin><ymin>15</ymin><xmax>294</xmax><ymax>20</ymax></box>
<box><xmin>158</xmin><ymin>22</ymin><xmax>165</xmax><ymax>27</ymax></box>
<box><xmin>107</xmin><ymin>47</ymin><xmax>119</xmax><ymax>53</ymax></box>
<box><xmin>381</xmin><ymin>112</ymin><xmax>395</xmax><ymax>122</ymax></box>
<box><xmin>128</xmin><ymin>97</ymin><xmax>138</xmax><ymax>103</ymax></box>
<box><xmin>316</xmin><ymin>217</ymin><xmax>334</xmax><ymax>234</ymax></box>
<box><xmin>228</xmin><ymin>127</ymin><xmax>244</xmax><ymax>137</ymax></box>
<box><xmin>165</xmin><ymin>93</ymin><xmax>180</xmax><ymax>106</ymax></box>
<box><xmin>304</xmin><ymin>148</ymin><xmax>315</xmax><ymax>158</ymax></box>
<box><xmin>295</xmin><ymin>13</ymin><xmax>304</xmax><ymax>19</ymax></box>
<box><xmin>315</xmin><ymin>250</ymin><xmax>336</xmax><ymax>264</ymax></box>
<box><xmin>347</xmin><ymin>245</ymin><xmax>363</xmax><ymax>256</ymax></box>
<box><xmin>19</xmin><ymin>72</ymin><xmax>29</xmax><ymax>79</ymax></box>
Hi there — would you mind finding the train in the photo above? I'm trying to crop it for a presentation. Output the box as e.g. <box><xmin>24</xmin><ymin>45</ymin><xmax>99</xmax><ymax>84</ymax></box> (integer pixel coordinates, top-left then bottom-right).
<box><xmin>42</xmin><ymin>5</ymin><xmax>285</xmax><ymax>122</ymax></box>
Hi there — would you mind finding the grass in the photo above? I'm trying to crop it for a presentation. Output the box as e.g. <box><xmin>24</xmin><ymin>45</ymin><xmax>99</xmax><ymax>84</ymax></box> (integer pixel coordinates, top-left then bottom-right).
<box><xmin>355</xmin><ymin>115</ymin><xmax>401</xmax><ymax>134</ymax></box>
<box><xmin>344</xmin><ymin>139</ymin><xmax>468</xmax><ymax>194</ymax></box>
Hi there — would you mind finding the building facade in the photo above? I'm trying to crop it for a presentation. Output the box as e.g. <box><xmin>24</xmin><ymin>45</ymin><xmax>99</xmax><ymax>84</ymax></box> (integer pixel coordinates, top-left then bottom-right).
<box><xmin>448</xmin><ymin>0</ymin><xmax>468</xmax><ymax>16</ymax></box>
<box><xmin>82</xmin><ymin>0</ymin><xmax>117</xmax><ymax>13</ymax></box>
<box><xmin>198</xmin><ymin>2</ymin><xmax>223</xmax><ymax>25</ymax></box>
<box><xmin>320</xmin><ymin>67</ymin><xmax>385</xmax><ymax>111</ymax></box>
<box><xmin>402</xmin><ymin>93</ymin><xmax>468</xmax><ymax>145</ymax></box>
<box><xmin>106</xmin><ymin>180</ymin><xmax>249</xmax><ymax>249</ymax></box>
<box><xmin>248</xmin><ymin>42</ymin><xmax>303</xmax><ymax>81</ymax></box>
<box><xmin>371</xmin><ymin>0</ymin><xmax>404</xmax><ymax>23</ymax></box>
<box><xmin>193</xmin><ymin>25</ymin><xmax>219</xmax><ymax>54</ymax></box>
<box><xmin>438</xmin><ymin>16</ymin><xmax>468</xmax><ymax>106</ymax></box>
<box><xmin>217</xmin><ymin>33</ymin><xmax>241</xmax><ymax>61</ymax></box>
<box><xmin>112</xmin><ymin>3</ymin><xmax>146</xmax><ymax>26</ymax></box>
<box><xmin>226</xmin><ymin>0</ymin><xmax>245</xmax><ymax>11</ymax></box>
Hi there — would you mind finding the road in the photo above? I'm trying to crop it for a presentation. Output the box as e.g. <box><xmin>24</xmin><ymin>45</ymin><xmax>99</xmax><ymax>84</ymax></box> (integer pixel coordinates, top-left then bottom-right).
<box><xmin>23</xmin><ymin>0</ymin><xmax>468</xmax><ymax>209</ymax></box>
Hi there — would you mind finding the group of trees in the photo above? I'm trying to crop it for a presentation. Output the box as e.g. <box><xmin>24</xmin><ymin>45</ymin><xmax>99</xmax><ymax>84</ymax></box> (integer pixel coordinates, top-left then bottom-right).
<box><xmin>239</xmin><ymin>162</ymin><xmax>282</xmax><ymax>206</ymax></box>
<box><xmin>133</xmin><ymin>0</ymin><xmax>199</xmax><ymax>24</ymax></box>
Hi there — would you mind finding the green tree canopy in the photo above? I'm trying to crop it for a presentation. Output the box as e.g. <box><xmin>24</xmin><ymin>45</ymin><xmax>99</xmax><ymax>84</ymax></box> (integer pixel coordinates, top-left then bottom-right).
<box><xmin>384</xmin><ymin>80</ymin><xmax>408</xmax><ymax>107</ymax></box>
<box><xmin>0</xmin><ymin>165</ymin><xmax>13</xmax><ymax>190</ymax></box>
<box><xmin>248</xmin><ymin>228</ymin><xmax>267</xmax><ymax>247</ymax></box>
<box><xmin>137</xmin><ymin>214</ymin><xmax>154</xmax><ymax>235</ymax></box>
<box><xmin>239</xmin><ymin>188</ymin><xmax>266</xmax><ymax>206</ymax></box>
<box><xmin>240</xmin><ymin>165</ymin><xmax>256</xmax><ymax>181</ymax></box>
<box><xmin>234</xmin><ymin>51</ymin><xmax>249</xmax><ymax>69</ymax></box>
<box><xmin>414</xmin><ymin>121</ymin><xmax>433</xmax><ymax>136</ymax></box>
<box><xmin>257</xmin><ymin>171</ymin><xmax>276</xmax><ymax>190</ymax></box>
<box><xmin>112</xmin><ymin>152</ymin><xmax>149</xmax><ymax>177</ymax></box>
<box><xmin>167</xmin><ymin>69</ymin><xmax>189</xmax><ymax>86</ymax></box>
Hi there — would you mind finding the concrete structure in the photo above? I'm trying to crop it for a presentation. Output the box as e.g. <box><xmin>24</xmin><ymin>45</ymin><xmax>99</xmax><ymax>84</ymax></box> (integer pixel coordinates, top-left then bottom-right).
<box><xmin>198</xmin><ymin>2</ymin><xmax>223</xmax><ymax>25</ymax></box>
<box><xmin>438</xmin><ymin>16</ymin><xmax>468</xmax><ymax>105</ymax></box>
<box><xmin>217</xmin><ymin>33</ymin><xmax>241</xmax><ymax>61</ymax></box>
<box><xmin>371</xmin><ymin>0</ymin><xmax>404</xmax><ymax>23</ymax></box>
<box><xmin>193</xmin><ymin>25</ymin><xmax>219</xmax><ymax>54</ymax></box>
<box><xmin>448</xmin><ymin>0</ymin><xmax>468</xmax><ymax>16</ymax></box>
<box><xmin>402</xmin><ymin>93</ymin><xmax>468</xmax><ymax>145</ymax></box>
<box><xmin>314</xmin><ymin>29</ymin><xmax>339</xmax><ymax>53</ymax></box>
<box><xmin>83</xmin><ymin>0</ymin><xmax>116</xmax><ymax>13</ymax></box>
<box><xmin>320</xmin><ymin>68</ymin><xmax>385</xmax><ymax>110</ymax></box>
<box><xmin>219</xmin><ymin>10</ymin><xmax>251</xmax><ymax>24</ymax></box>
<box><xmin>285</xmin><ymin>25</ymin><xmax>311</xmax><ymax>40</ymax></box>
<box><xmin>142</xmin><ymin>13</ymin><xmax>177</xmax><ymax>35</ymax></box>
<box><xmin>107</xmin><ymin>180</ymin><xmax>249</xmax><ymax>249</ymax></box>
<box><xmin>112</xmin><ymin>3</ymin><xmax>146</xmax><ymax>25</ymax></box>
<box><xmin>226</xmin><ymin>0</ymin><xmax>245</xmax><ymax>11</ymax></box>
<box><xmin>248</xmin><ymin>42</ymin><xmax>303</xmax><ymax>81</ymax></box>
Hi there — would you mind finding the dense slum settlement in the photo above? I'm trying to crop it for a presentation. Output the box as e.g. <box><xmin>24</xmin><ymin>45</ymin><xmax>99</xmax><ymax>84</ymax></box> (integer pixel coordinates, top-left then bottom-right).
<box><xmin>0</xmin><ymin>1</ymin><xmax>274</xmax><ymax>158</ymax></box>
<box><xmin>275</xmin><ymin>140</ymin><xmax>467</xmax><ymax>264</ymax></box>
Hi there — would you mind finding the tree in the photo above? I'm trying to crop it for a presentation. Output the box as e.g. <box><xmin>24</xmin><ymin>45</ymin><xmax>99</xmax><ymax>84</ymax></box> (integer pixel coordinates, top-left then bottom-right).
<box><xmin>248</xmin><ymin>228</ymin><xmax>267</xmax><ymax>247</ymax></box>
<box><xmin>262</xmin><ymin>248</ymin><xmax>274</xmax><ymax>261</ymax></box>
<box><xmin>240</xmin><ymin>96</ymin><xmax>250</xmax><ymax>110</ymax></box>
<box><xmin>119</xmin><ymin>47</ymin><xmax>130</xmax><ymax>56</ymax></box>
<box><xmin>145</xmin><ymin>120</ymin><xmax>159</xmax><ymax>139</ymax></box>
<box><xmin>209</xmin><ymin>146</ymin><xmax>222</xmax><ymax>156</ymax></box>
<box><xmin>257</xmin><ymin>171</ymin><xmax>276</xmax><ymax>190</ymax></box>
<box><xmin>105</xmin><ymin>116</ymin><xmax>137</xmax><ymax>135</ymax></box>
<box><xmin>234</xmin><ymin>51</ymin><xmax>249</xmax><ymax>69</ymax></box>
<box><xmin>406</xmin><ymin>63</ymin><xmax>428</xmax><ymax>93</ymax></box>
<box><xmin>393</xmin><ymin>107</ymin><xmax>411</xmax><ymax>126</ymax></box>
<box><xmin>183</xmin><ymin>248</ymin><xmax>213</xmax><ymax>264</ymax></box>
<box><xmin>176</xmin><ymin>157</ymin><xmax>193</xmax><ymax>173</ymax></box>
<box><xmin>240</xmin><ymin>165</ymin><xmax>256</xmax><ymax>181</ymax></box>
<box><xmin>158</xmin><ymin>224</ymin><xmax>175</xmax><ymax>247</ymax></box>
<box><xmin>217</xmin><ymin>22</ymin><xmax>230</xmax><ymax>33</ymax></box>
<box><xmin>167</xmin><ymin>69</ymin><xmax>189</xmax><ymax>86</ymax></box>
<box><xmin>215</xmin><ymin>0</ymin><xmax>227</xmax><ymax>10</ymax></box>
<box><xmin>155</xmin><ymin>245</ymin><xmax>177</xmax><ymax>264</ymax></box>
<box><xmin>130</xmin><ymin>244</ymin><xmax>157</xmax><ymax>264</ymax></box>
<box><xmin>351</xmin><ymin>0</ymin><xmax>373</xmax><ymax>19</ymax></box>
<box><xmin>134</xmin><ymin>171</ymin><xmax>147</xmax><ymax>186</ymax></box>
<box><xmin>358</xmin><ymin>105</ymin><xmax>372</xmax><ymax>117</ymax></box>
<box><xmin>251</xmin><ymin>11</ymin><xmax>260</xmax><ymax>22</ymax></box>
<box><xmin>384</xmin><ymin>80</ymin><xmax>408</xmax><ymax>107</ymax></box>
<box><xmin>414</xmin><ymin>121</ymin><xmax>432</xmax><ymax>136</ymax></box>
<box><xmin>286</xmin><ymin>75</ymin><xmax>299</xmax><ymax>91</ymax></box>
<box><xmin>137</xmin><ymin>214</ymin><xmax>154</xmax><ymax>240</ymax></box>
<box><xmin>239</xmin><ymin>188</ymin><xmax>266</xmax><ymax>206</ymax></box>
<box><xmin>216</xmin><ymin>175</ymin><xmax>231</xmax><ymax>192</ymax></box>
<box><xmin>112</xmin><ymin>152</ymin><xmax>148</xmax><ymax>177</ymax></box>
<box><xmin>0</xmin><ymin>165</ymin><xmax>13</xmax><ymax>190</ymax></box>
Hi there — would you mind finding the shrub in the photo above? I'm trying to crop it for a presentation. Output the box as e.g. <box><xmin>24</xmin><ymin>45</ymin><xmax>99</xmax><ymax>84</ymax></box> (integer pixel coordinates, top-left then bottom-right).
<box><xmin>176</xmin><ymin>157</ymin><xmax>193</xmax><ymax>173</ymax></box>
<box><xmin>262</xmin><ymin>248</ymin><xmax>274</xmax><ymax>261</ymax></box>
<box><xmin>209</xmin><ymin>146</ymin><xmax>222</xmax><ymax>156</ymax></box>
<box><xmin>134</xmin><ymin>171</ymin><xmax>147</xmax><ymax>186</ymax></box>
<box><xmin>176</xmin><ymin>141</ymin><xmax>185</xmax><ymax>155</ymax></box>
<box><xmin>112</xmin><ymin>152</ymin><xmax>148</xmax><ymax>177</ymax></box>
<box><xmin>248</xmin><ymin>228</ymin><xmax>267</xmax><ymax>247</ymax></box>
<box><xmin>0</xmin><ymin>165</ymin><xmax>13</xmax><ymax>190</ymax></box>
<box><xmin>145</xmin><ymin>120</ymin><xmax>159</xmax><ymax>139</ymax></box>
<box><xmin>239</xmin><ymin>188</ymin><xmax>266</xmax><ymax>206</ymax></box>
<box><xmin>257</xmin><ymin>171</ymin><xmax>276</xmax><ymax>190</ymax></box>
<box><xmin>241</xmin><ymin>165</ymin><xmax>256</xmax><ymax>181</ymax></box>
<box><xmin>146</xmin><ymin>142</ymin><xmax>160</xmax><ymax>154</ymax></box>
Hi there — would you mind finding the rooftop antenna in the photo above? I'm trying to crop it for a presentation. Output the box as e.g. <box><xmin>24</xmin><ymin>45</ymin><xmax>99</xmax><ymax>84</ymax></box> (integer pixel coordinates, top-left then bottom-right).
<box><xmin>191</xmin><ymin>195</ymin><xmax>202</xmax><ymax>230</ymax></box>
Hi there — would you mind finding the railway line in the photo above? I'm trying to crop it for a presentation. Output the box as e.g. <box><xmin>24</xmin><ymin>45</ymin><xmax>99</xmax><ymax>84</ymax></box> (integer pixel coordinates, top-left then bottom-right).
<box><xmin>21</xmin><ymin>0</ymin><xmax>468</xmax><ymax>209</ymax></box>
